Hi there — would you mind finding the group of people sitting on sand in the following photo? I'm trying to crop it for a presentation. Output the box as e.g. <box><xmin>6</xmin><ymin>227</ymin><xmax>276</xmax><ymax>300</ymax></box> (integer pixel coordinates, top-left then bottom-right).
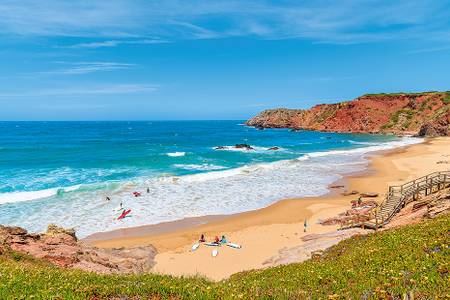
<box><xmin>199</xmin><ymin>234</ymin><xmax>227</xmax><ymax>245</ymax></box>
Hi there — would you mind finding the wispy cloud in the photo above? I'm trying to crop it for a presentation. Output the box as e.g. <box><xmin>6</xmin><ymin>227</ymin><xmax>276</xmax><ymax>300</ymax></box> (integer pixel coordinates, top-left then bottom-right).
<box><xmin>0</xmin><ymin>84</ymin><xmax>158</xmax><ymax>97</ymax></box>
<box><xmin>407</xmin><ymin>44</ymin><xmax>450</xmax><ymax>54</ymax></box>
<box><xmin>40</xmin><ymin>61</ymin><xmax>136</xmax><ymax>75</ymax></box>
<box><xmin>0</xmin><ymin>0</ymin><xmax>448</xmax><ymax>44</ymax></box>
<box><xmin>68</xmin><ymin>39</ymin><xmax>170</xmax><ymax>49</ymax></box>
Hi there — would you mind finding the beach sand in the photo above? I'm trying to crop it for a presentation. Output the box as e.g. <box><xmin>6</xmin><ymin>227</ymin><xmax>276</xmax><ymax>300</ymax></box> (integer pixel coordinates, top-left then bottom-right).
<box><xmin>88</xmin><ymin>137</ymin><xmax>450</xmax><ymax>281</ymax></box>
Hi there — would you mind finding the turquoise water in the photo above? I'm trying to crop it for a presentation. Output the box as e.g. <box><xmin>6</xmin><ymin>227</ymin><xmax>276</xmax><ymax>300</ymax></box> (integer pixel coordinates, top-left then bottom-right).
<box><xmin>0</xmin><ymin>121</ymin><xmax>421</xmax><ymax>237</ymax></box>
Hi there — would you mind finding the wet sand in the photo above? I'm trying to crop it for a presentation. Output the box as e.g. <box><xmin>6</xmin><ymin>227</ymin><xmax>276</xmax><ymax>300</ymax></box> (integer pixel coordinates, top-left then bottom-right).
<box><xmin>87</xmin><ymin>137</ymin><xmax>450</xmax><ymax>281</ymax></box>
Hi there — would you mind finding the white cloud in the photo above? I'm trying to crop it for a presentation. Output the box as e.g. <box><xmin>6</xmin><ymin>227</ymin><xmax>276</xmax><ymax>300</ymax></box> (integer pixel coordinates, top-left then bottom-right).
<box><xmin>0</xmin><ymin>0</ymin><xmax>447</xmax><ymax>44</ymax></box>
<box><xmin>41</xmin><ymin>61</ymin><xmax>136</xmax><ymax>75</ymax></box>
<box><xmin>0</xmin><ymin>84</ymin><xmax>158</xmax><ymax>97</ymax></box>
<box><xmin>68</xmin><ymin>39</ymin><xmax>170</xmax><ymax>49</ymax></box>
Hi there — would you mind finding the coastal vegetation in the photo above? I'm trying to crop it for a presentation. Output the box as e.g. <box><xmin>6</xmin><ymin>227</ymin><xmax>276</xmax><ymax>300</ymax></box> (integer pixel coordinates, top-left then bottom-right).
<box><xmin>1</xmin><ymin>214</ymin><xmax>448</xmax><ymax>299</ymax></box>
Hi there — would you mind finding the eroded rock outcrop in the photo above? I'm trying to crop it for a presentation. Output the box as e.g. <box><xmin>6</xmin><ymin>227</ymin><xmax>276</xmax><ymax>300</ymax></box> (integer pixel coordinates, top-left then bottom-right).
<box><xmin>417</xmin><ymin>112</ymin><xmax>450</xmax><ymax>137</ymax></box>
<box><xmin>0</xmin><ymin>224</ymin><xmax>156</xmax><ymax>274</ymax></box>
<box><xmin>247</xmin><ymin>92</ymin><xmax>450</xmax><ymax>135</ymax></box>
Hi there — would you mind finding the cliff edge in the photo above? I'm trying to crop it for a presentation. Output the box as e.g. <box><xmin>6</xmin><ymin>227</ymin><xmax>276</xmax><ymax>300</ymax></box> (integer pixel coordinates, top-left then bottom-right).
<box><xmin>246</xmin><ymin>92</ymin><xmax>450</xmax><ymax>136</ymax></box>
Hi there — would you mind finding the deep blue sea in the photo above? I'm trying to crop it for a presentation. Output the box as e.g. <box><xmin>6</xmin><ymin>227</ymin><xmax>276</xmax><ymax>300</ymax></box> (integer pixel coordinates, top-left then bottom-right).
<box><xmin>0</xmin><ymin>121</ymin><xmax>421</xmax><ymax>237</ymax></box>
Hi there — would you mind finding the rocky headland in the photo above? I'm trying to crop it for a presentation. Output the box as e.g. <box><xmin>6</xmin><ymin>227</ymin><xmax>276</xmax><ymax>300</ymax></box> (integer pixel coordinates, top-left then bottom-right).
<box><xmin>246</xmin><ymin>92</ymin><xmax>450</xmax><ymax>136</ymax></box>
<box><xmin>0</xmin><ymin>224</ymin><xmax>156</xmax><ymax>274</ymax></box>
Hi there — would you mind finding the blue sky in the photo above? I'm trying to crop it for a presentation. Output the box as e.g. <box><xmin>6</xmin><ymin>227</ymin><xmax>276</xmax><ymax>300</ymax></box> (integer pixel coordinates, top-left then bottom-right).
<box><xmin>0</xmin><ymin>0</ymin><xmax>449</xmax><ymax>120</ymax></box>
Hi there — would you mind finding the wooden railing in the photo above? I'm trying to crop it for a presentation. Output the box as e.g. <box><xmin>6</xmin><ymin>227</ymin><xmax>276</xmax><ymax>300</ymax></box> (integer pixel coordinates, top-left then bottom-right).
<box><xmin>363</xmin><ymin>170</ymin><xmax>450</xmax><ymax>229</ymax></box>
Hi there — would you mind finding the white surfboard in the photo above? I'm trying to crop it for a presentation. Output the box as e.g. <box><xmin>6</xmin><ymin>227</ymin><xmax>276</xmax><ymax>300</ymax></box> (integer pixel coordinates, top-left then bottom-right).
<box><xmin>205</xmin><ymin>242</ymin><xmax>220</xmax><ymax>247</ymax></box>
<box><xmin>212</xmin><ymin>249</ymin><xmax>219</xmax><ymax>257</ymax></box>
<box><xmin>227</xmin><ymin>243</ymin><xmax>242</xmax><ymax>249</ymax></box>
<box><xmin>191</xmin><ymin>243</ymin><xmax>200</xmax><ymax>252</ymax></box>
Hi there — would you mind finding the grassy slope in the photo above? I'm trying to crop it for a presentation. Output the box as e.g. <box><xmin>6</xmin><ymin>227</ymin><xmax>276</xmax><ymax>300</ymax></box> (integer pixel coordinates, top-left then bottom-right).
<box><xmin>1</xmin><ymin>214</ymin><xmax>449</xmax><ymax>299</ymax></box>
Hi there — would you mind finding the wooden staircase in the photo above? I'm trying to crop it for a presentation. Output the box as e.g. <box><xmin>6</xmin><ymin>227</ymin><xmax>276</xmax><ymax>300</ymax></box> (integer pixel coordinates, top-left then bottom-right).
<box><xmin>363</xmin><ymin>170</ymin><xmax>450</xmax><ymax>229</ymax></box>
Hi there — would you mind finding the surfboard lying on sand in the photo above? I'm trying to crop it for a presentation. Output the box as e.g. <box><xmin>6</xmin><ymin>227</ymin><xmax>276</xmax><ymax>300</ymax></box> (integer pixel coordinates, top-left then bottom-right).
<box><xmin>117</xmin><ymin>209</ymin><xmax>131</xmax><ymax>220</ymax></box>
<box><xmin>191</xmin><ymin>243</ymin><xmax>200</xmax><ymax>251</ymax></box>
<box><xmin>212</xmin><ymin>249</ymin><xmax>219</xmax><ymax>257</ymax></box>
<box><xmin>205</xmin><ymin>242</ymin><xmax>220</xmax><ymax>247</ymax></box>
<box><xmin>227</xmin><ymin>243</ymin><xmax>242</xmax><ymax>249</ymax></box>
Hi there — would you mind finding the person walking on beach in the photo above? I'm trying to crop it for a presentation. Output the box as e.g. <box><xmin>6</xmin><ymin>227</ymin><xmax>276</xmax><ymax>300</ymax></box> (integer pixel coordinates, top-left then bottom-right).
<box><xmin>304</xmin><ymin>219</ymin><xmax>308</xmax><ymax>232</ymax></box>
<box><xmin>147</xmin><ymin>187</ymin><xmax>150</xmax><ymax>193</ymax></box>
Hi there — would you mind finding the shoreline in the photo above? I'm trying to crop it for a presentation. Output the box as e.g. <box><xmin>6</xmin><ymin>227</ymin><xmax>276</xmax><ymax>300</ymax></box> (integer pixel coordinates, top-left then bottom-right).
<box><xmin>83</xmin><ymin>140</ymin><xmax>413</xmax><ymax>246</ymax></box>
<box><xmin>85</xmin><ymin>137</ymin><xmax>449</xmax><ymax>280</ymax></box>
<box><xmin>84</xmin><ymin>138</ymin><xmax>419</xmax><ymax>245</ymax></box>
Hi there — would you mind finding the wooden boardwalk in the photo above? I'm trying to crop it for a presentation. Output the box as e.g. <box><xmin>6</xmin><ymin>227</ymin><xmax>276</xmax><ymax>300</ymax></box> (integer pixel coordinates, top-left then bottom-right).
<box><xmin>363</xmin><ymin>170</ymin><xmax>450</xmax><ymax>229</ymax></box>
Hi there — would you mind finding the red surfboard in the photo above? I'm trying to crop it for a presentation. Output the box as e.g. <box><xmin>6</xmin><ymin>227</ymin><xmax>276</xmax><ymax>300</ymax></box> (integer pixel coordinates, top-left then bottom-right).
<box><xmin>117</xmin><ymin>209</ymin><xmax>131</xmax><ymax>220</ymax></box>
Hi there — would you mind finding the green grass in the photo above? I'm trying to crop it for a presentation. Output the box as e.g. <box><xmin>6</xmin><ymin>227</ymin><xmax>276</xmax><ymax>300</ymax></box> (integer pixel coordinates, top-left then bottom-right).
<box><xmin>363</xmin><ymin>91</ymin><xmax>443</xmax><ymax>97</ymax></box>
<box><xmin>1</xmin><ymin>214</ymin><xmax>449</xmax><ymax>299</ymax></box>
<box><xmin>443</xmin><ymin>92</ymin><xmax>450</xmax><ymax>104</ymax></box>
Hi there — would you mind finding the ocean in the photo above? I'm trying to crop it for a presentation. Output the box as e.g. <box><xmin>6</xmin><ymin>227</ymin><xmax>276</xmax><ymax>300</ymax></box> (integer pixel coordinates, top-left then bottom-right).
<box><xmin>0</xmin><ymin>121</ymin><xmax>422</xmax><ymax>237</ymax></box>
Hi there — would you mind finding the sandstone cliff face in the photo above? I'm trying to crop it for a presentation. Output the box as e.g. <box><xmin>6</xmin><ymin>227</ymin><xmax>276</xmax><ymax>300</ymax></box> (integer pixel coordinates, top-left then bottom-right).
<box><xmin>246</xmin><ymin>92</ymin><xmax>450</xmax><ymax>136</ymax></box>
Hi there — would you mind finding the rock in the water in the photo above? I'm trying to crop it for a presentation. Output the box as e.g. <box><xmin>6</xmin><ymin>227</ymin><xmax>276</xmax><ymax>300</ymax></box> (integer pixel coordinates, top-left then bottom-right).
<box><xmin>330</xmin><ymin>185</ymin><xmax>345</xmax><ymax>189</ymax></box>
<box><xmin>268</xmin><ymin>147</ymin><xmax>279</xmax><ymax>151</ymax></box>
<box><xmin>214</xmin><ymin>146</ymin><xmax>226</xmax><ymax>150</ymax></box>
<box><xmin>235</xmin><ymin>144</ymin><xmax>254</xmax><ymax>150</ymax></box>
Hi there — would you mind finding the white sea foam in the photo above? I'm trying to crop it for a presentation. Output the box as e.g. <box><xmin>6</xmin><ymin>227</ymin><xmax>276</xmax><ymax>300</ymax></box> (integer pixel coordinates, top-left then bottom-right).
<box><xmin>0</xmin><ymin>184</ymin><xmax>82</xmax><ymax>205</ymax></box>
<box><xmin>173</xmin><ymin>164</ymin><xmax>227</xmax><ymax>171</ymax></box>
<box><xmin>0</xmin><ymin>137</ymin><xmax>423</xmax><ymax>237</ymax></box>
<box><xmin>166</xmin><ymin>152</ymin><xmax>186</xmax><ymax>157</ymax></box>
<box><xmin>348</xmin><ymin>140</ymin><xmax>379</xmax><ymax>146</ymax></box>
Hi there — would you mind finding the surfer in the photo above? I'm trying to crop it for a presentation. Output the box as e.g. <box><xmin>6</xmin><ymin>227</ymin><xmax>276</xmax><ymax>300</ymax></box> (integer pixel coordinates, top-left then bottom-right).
<box><xmin>199</xmin><ymin>234</ymin><xmax>206</xmax><ymax>243</ymax></box>
<box><xmin>220</xmin><ymin>235</ymin><xmax>227</xmax><ymax>244</ymax></box>
<box><xmin>106</xmin><ymin>196</ymin><xmax>111</xmax><ymax>201</ymax></box>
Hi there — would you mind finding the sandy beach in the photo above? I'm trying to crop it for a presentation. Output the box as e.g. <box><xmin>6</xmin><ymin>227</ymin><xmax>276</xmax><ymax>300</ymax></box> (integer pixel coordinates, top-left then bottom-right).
<box><xmin>87</xmin><ymin>137</ymin><xmax>450</xmax><ymax>281</ymax></box>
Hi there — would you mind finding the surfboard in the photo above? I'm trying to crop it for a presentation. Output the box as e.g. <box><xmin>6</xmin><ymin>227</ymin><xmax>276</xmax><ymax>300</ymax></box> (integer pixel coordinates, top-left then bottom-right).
<box><xmin>205</xmin><ymin>242</ymin><xmax>220</xmax><ymax>247</ymax></box>
<box><xmin>117</xmin><ymin>209</ymin><xmax>131</xmax><ymax>220</ymax></box>
<box><xmin>227</xmin><ymin>243</ymin><xmax>242</xmax><ymax>249</ymax></box>
<box><xmin>191</xmin><ymin>243</ymin><xmax>200</xmax><ymax>251</ymax></box>
<box><xmin>212</xmin><ymin>249</ymin><xmax>219</xmax><ymax>257</ymax></box>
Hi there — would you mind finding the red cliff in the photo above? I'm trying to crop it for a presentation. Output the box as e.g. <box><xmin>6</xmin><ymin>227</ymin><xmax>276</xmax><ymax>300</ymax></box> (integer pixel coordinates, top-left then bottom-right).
<box><xmin>246</xmin><ymin>92</ymin><xmax>450</xmax><ymax>136</ymax></box>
